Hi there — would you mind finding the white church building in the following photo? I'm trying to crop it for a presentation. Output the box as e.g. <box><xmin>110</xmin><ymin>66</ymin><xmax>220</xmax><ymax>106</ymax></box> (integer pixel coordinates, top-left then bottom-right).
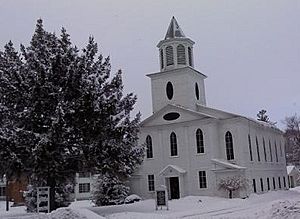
<box><xmin>129</xmin><ymin>17</ymin><xmax>288</xmax><ymax>199</ymax></box>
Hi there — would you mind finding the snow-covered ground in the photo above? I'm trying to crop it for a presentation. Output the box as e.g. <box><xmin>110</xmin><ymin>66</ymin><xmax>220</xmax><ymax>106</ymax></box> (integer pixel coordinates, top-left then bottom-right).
<box><xmin>2</xmin><ymin>188</ymin><xmax>300</xmax><ymax>219</ymax></box>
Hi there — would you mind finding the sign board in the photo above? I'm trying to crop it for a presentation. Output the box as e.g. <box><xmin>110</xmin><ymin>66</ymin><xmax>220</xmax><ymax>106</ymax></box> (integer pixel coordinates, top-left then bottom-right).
<box><xmin>155</xmin><ymin>185</ymin><xmax>168</xmax><ymax>210</ymax></box>
<box><xmin>37</xmin><ymin>187</ymin><xmax>50</xmax><ymax>213</ymax></box>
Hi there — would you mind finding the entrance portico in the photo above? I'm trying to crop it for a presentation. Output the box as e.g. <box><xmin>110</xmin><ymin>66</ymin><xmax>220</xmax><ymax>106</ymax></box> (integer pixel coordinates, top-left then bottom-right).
<box><xmin>159</xmin><ymin>165</ymin><xmax>186</xmax><ymax>199</ymax></box>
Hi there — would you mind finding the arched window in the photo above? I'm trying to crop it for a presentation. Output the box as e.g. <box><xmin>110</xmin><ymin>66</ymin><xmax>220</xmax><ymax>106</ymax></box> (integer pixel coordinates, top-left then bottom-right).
<box><xmin>248</xmin><ymin>135</ymin><xmax>253</xmax><ymax>161</ymax></box>
<box><xmin>269</xmin><ymin>139</ymin><xmax>273</xmax><ymax>162</ymax></box>
<box><xmin>166</xmin><ymin>46</ymin><xmax>174</xmax><ymax>66</ymax></box>
<box><xmin>225</xmin><ymin>131</ymin><xmax>234</xmax><ymax>160</ymax></box>
<box><xmin>160</xmin><ymin>49</ymin><xmax>164</xmax><ymax>69</ymax></box>
<box><xmin>263</xmin><ymin>138</ymin><xmax>267</xmax><ymax>162</ymax></box>
<box><xmin>256</xmin><ymin>137</ymin><xmax>260</xmax><ymax>162</ymax></box>
<box><xmin>146</xmin><ymin>135</ymin><xmax>153</xmax><ymax>158</ymax></box>
<box><xmin>170</xmin><ymin>132</ymin><xmax>178</xmax><ymax>156</ymax></box>
<box><xmin>275</xmin><ymin>141</ymin><xmax>278</xmax><ymax>162</ymax></box>
<box><xmin>188</xmin><ymin>47</ymin><xmax>193</xmax><ymax>66</ymax></box>
<box><xmin>196</xmin><ymin>129</ymin><xmax>204</xmax><ymax>154</ymax></box>
<box><xmin>177</xmin><ymin>44</ymin><xmax>186</xmax><ymax>65</ymax></box>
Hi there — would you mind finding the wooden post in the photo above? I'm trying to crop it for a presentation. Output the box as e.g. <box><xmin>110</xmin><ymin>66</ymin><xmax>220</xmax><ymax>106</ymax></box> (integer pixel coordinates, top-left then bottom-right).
<box><xmin>6</xmin><ymin>177</ymin><xmax>9</xmax><ymax>211</ymax></box>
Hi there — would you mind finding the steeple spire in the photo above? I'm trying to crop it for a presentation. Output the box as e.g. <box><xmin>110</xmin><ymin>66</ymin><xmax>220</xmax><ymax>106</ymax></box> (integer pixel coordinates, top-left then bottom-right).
<box><xmin>164</xmin><ymin>16</ymin><xmax>185</xmax><ymax>40</ymax></box>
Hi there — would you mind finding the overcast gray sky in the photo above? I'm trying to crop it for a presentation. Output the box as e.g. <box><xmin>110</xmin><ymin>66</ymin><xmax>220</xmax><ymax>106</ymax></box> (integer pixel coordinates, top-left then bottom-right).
<box><xmin>0</xmin><ymin>0</ymin><xmax>299</xmax><ymax>129</ymax></box>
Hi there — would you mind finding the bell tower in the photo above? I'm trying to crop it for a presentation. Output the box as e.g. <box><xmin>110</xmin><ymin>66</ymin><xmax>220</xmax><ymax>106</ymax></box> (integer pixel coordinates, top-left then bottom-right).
<box><xmin>157</xmin><ymin>16</ymin><xmax>195</xmax><ymax>71</ymax></box>
<box><xmin>147</xmin><ymin>17</ymin><xmax>207</xmax><ymax>113</ymax></box>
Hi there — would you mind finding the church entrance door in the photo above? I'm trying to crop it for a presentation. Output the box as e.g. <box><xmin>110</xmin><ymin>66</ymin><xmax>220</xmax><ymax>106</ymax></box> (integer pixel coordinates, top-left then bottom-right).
<box><xmin>169</xmin><ymin>177</ymin><xmax>180</xmax><ymax>199</ymax></box>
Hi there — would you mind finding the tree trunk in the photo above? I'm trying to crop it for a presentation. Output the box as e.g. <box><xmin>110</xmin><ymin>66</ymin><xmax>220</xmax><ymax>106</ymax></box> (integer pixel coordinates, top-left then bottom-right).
<box><xmin>229</xmin><ymin>190</ymin><xmax>232</xmax><ymax>199</ymax></box>
<box><xmin>47</xmin><ymin>177</ymin><xmax>56</xmax><ymax>212</ymax></box>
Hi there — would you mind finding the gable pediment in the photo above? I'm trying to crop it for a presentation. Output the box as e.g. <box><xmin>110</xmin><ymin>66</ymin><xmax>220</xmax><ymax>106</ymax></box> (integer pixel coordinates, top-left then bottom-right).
<box><xmin>141</xmin><ymin>104</ymin><xmax>215</xmax><ymax>127</ymax></box>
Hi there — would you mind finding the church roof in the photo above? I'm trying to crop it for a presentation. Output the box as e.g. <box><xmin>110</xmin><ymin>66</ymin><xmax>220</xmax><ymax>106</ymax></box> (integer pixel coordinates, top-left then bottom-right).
<box><xmin>164</xmin><ymin>16</ymin><xmax>186</xmax><ymax>40</ymax></box>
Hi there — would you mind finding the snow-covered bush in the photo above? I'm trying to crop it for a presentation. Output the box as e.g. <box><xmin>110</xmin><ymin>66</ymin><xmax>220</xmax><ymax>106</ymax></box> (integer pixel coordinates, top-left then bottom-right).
<box><xmin>218</xmin><ymin>175</ymin><xmax>249</xmax><ymax>199</ymax></box>
<box><xmin>124</xmin><ymin>194</ymin><xmax>142</xmax><ymax>204</ymax></box>
<box><xmin>93</xmin><ymin>174</ymin><xmax>129</xmax><ymax>206</ymax></box>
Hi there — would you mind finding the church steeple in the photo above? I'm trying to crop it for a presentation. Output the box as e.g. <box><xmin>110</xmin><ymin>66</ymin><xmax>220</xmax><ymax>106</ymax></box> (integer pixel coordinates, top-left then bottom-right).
<box><xmin>157</xmin><ymin>17</ymin><xmax>195</xmax><ymax>72</ymax></box>
<box><xmin>164</xmin><ymin>16</ymin><xmax>186</xmax><ymax>39</ymax></box>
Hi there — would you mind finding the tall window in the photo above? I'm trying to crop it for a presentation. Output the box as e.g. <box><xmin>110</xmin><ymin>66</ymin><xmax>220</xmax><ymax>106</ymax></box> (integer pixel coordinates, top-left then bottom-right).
<box><xmin>278</xmin><ymin>177</ymin><xmax>281</xmax><ymax>189</ymax></box>
<box><xmin>269</xmin><ymin>140</ymin><xmax>273</xmax><ymax>162</ymax></box>
<box><xmin>196</xmin><ymin>129</ymin><xmax>204</xmax><ymax>154</ymax></box>
<box><xmin>263</xmin><ymin>138</ymin><xmax>267</xmax><ymax>162</ymax></box>
<box><xmin>188</xmin><ymin>47</ymin><xmax>193</xmax><ymax>66</ymax></box>
<box><xmin>166</xmin><ymin>46</ymin><xmax>174</xmax><ymax>66</ymax></box>
<box><xmin>253</xmin><ymin>179</ymin><xmax>257</xmax><ymax>193</ymax></box>
<box><xmin>256</xmin><ymin>137</ymin><xmax>260</xmax><ymax>162</ymax></box>
<box><xmin>148</xmin><ymin>175</ymin><xmax>155</xmax><ymax>191</ymax></box>
<box><xmin>248</xmin><ymin>135</ymin><xmax>253</xmax><ymax>161</ymax></box>
<box><xmin>79</xmin><ymin>183</ymin><xmax>90</xmax><ymax>193</ymax></box>
<box><xmin>283</xmin><ymin>176</ymin><xmax>286</xmax><ymax>188</ymax></box>
<box><xmin>273</xmin><ymin>177</ymin><xmax>276</xmax><ymax>190</ymax></box>
<box><xmin>275</xmin><ymin>141</ymin><xmax>278</xmax><ymax>162</ymax></box>
<box><xmin>260</xmin><ymin>178</ymin><xmax>264</xmax><ymax>192</ymax></box>
<box><xmin>280</xmin><ymin>142</ymin><xmax>283</xmax><ymax>157</ymax></box>
<box><xmin>225</xmin><ymin>131</ymin><xmax>234</xmax><ymax>160</ymax></box>
<box><xmin>146</xmin><ymin>135</ymin><xmax>153</xmax><ymax>158</ymax></box>
<box><xmin>267</xmin><ymin>177</ymin><xmax>270</xmax><ymax>190</ymax></box>
<box><xmin>160</xmin><ymin>49</ymin><xmax>164</xmax><ymax>69</ymax></box>
<box><xmin>177</xmin><ymin>44</ymin><xmax>186</xmax><ymax>65</ymax></box>
<box><xmin>199</xmin><ymin>171</ymin><xmax>207</xmax><ymax>188</ymax></box>
<box><xmin>170</xmin><ymin>132</ymin><xmax>178</xmax><ymax>156</ymax></box>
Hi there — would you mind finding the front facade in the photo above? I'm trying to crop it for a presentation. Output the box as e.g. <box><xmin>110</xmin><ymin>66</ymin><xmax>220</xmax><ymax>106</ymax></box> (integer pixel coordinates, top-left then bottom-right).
<box><xmin>129</xmin><ymin>17</ymin><xmax>288</xmax><ymax>199</ymax></box>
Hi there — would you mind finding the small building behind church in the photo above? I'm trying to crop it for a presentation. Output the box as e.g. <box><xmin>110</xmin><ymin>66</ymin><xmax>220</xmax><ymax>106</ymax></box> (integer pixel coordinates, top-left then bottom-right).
<box><xmin>129</xmin><ymin>17</ymin><xmax>288</xmax><ymax>199</ymax></box>
<box><xmin>287</xmin><ymin>165</ymin><xmax>300</xmax><ymax>188</ymax></box>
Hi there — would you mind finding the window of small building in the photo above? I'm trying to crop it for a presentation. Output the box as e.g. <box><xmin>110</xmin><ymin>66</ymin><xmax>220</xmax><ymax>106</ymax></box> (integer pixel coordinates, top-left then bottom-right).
<box><xmin>170</xmin><ymin>132</ymin><xmax>178</xmax><ymax>156</ymax></box>
<box><xmin>148</xmin><ymin>175</ymin><xmax>155</xmax><ymax>191</ymax></box>
<box><xmin>263</xmin><ymin>138</ymin><xmax>267</xmax><ymax>162</ymax></box>
<box><xmin>273</xmin><ymin>177</ymin><xmax>276</xmax><ymax>190</ymax></box>
<box><xmin>0</xmin><ymin>186</ymin><xmax>6</xmax><ymax>197</ymax></box>
<box><xmin>199</xmin><ymin>171</ymin><xmax>207</xmax><ymax>189</ymax></box>
<box><xmin>253</xmin><ymin>179</ymin><xmax>257</xmax><ymax>193</ymax></box>
<box><xmin>225</xmin><ymin>131</ymin><xmax>234</xmax><ymax>160</ymax></box>
<box><xmin>160</xmin><ymin>49</ymin><xmax>164</xmax><ymax>69</ymax></box>
<box><xmin>256</xmin><ymin>137</ymin><xmax>260</xmax><ymax>162</ymax></box>
<box><xmin>146</xmin><ymin>135</ymin><xmax>153</xmax><ymax>158</ymax></box>
<box><xmin>196</xmin><ymin>129</ymin><xmax>204</xmax><ymax>154</ymax></box>
<box><xmin>283</xmin><ymin>176</ymin><xmax>286</xmax><ymax>188</ymax></box>
<box><xmin>177</xmin><ymin>44</ymin><xmax>186</xmax><ymax>65</ymax></box>
<box><xmin>79</xmin><ymin>183</ymin><xmax>90</xmax><ymax>193</ymax></box>
<box><xmin>248</xmin><ymin>135</ymin><xmax>253</xmax><ymax>161</ymax></box>
<box><xmin>260</xmin><ymin>178</ymin><xmax>264</xmax><ymax>192</ymax></box>
<box><xmin>188</xmin><ymin>47</ymin><xmax>193</xmax><ymax>66</ymax></box>
<box><xmin>166</xmin><ymin>46</ymin><xmax>174</xmax><ymax>66</ymax></box>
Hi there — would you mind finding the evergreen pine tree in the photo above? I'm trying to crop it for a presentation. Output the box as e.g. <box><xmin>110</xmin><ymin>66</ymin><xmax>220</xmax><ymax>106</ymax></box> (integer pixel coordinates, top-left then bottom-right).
<box><xmin>0</xmin><ymin>19</ymin><xmax>144</xmax><ymax>209</ymax></box>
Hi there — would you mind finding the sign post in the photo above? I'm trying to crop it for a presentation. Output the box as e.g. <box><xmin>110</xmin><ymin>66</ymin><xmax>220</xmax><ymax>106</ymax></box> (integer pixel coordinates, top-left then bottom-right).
<box><xmin>37</xmin><ymin>187</ymin><xmax>50</xmax><ymax>213</ymax></box>
<box><xmin>155</xmin><ymin>185</ymin><xmax>168</xmax><ymax>210</ymax></box>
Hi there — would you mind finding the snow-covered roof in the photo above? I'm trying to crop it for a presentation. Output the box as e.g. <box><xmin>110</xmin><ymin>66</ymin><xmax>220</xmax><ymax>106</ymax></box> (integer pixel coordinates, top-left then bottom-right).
<box><xmin>159</xmin><ymin>164</ymin><xmax>186</xmax><ymax>176</ymax></box>
<box><xmin>211</xmin><ymin>159</ymin><xmax>246</xmax><ymax>170</ymax></box>
<box><xmin>196</xmin><ymin>104</ymin><xmax>282</xmax><ymax>133</ymax></box>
